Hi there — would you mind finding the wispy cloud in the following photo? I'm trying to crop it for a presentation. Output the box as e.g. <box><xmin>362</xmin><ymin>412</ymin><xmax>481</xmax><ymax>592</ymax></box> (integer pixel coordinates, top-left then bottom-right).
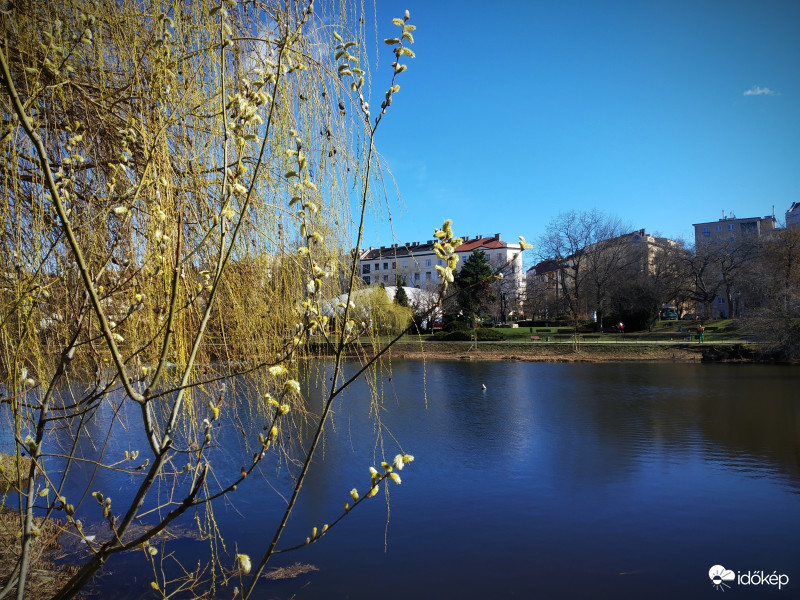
<box><xmin>744</xmin><ymin>85</ymin><xmax>779</xmax><ymax>96</ymax></box>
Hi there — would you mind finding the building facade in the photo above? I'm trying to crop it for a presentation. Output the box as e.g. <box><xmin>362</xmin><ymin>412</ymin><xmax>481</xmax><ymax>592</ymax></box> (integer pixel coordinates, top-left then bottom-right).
<box><xmin>692</xmin><ymin>213</ymin><xmax>776</xmax><ymax>249</ymax></box>
<box><xmin>786</xmin><ymin>203</ymin><xmax>800</xmax><ymax>229</ymax></box>
<box><xmin>526</xmin><ymin>229</ymin><xmax>681</xmax><ymax>322</ymax></box>
<box><xmin>357</xmin><ymin>233</ymin><xmax>525</xmax><ymax>317</ymax></box>
<box><xmin>691</xmin><ymin>213</ymin><xmax>777</xmax><ymax>319</ymax></box>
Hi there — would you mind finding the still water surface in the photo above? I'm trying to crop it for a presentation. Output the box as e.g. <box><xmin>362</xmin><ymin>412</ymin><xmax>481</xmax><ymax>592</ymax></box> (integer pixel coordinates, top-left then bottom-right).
<box><xmin>14</xmin><ymin>361</ymin><xmax>800</xmax><ymax>599</ymax></box>
<box><xmin>269</xmin><ymin>361</ymin><xmax>800</xmax><ymax>600</ymax></box>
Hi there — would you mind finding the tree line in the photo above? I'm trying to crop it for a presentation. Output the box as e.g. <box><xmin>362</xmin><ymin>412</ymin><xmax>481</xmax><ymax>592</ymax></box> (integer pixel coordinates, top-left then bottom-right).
<box><xmin>418</xmin><ymin>209</ymin><xmax>799</xmax><ymax>358</ymax></box>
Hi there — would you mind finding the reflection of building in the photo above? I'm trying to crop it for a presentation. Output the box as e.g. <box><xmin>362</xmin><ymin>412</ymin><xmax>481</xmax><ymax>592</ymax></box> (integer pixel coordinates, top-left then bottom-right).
<box><xmin>692</xmin><ymin>213</ymin><xmax>776</xmax><ymax>248</ymax></box>
<box><xmin>357</xmin><ymin>233</ymin><xmax>525</xmax><ymax>310</ymax></box>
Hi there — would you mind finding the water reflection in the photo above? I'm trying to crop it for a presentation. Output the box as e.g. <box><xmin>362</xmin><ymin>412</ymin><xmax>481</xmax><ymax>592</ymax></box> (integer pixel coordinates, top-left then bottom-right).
<box><xmin>2</xmin><ymin>361</ymin><xmax>798</xmax><ymax>599</ymax></box>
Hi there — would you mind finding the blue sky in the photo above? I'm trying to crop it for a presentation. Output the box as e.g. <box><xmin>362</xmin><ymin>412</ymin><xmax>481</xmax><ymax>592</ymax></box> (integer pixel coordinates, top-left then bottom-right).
<box><xmin>357</xmin><ymin>1</ymin><xmax>799</xmax><ymax>262</ymax></box>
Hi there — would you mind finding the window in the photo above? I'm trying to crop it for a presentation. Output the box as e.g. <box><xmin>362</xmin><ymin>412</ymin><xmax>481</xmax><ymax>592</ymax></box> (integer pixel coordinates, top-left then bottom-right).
<box><xmin>362</xmin><ymin>264</ymin><xmax>370</xmax><ymax>274</ymax></box>
<box><xmin>383</xmin><ymin>262</ymin><xmax>389</xmax><ymax>270</ymax></box>
<box><xmin>374</xmin><ymin>263</ymin><xmax>379</xmax><ymax>270</ymax></box>
<box><xmin>715</xmin><ymin>225</ymin><xmax>722</xmax><ymax>231</ymax></box>
<box><xmin>392</xmin><ymin>262</ymin><xmax>396</xmax><ymax>268</ymax></box>
<box><xmin>425</xmin><ymin>271</ymin><xmax>431</xmax><ymax>280</ymax></box>
<box><xmin>414</xmin><ymin>272</ymin><xmax>420</xmax><ymax>281</ymax></box>
<box><xmin>425</xmin><ymin>259</ymin><xmax>431</xmax><ymax>267</ymax></box>
<box><xmin>363</xmin><ymin>275</ymin><xmax>371</xmax><ymax>284</ymax></box>
<box><xmin>383</xmin><ymin>275</ymin><xmax>388</xmax><ymax>282</ymax></box>
<box><xmin>402</xmin><ymin>261</ymin><xmax>408</xmax><ymax>268</ymax></box>
<box><xmin>702</xmin><ymin>227</ymin><xmax>710</xmax><ymax>237</ymax></box>
<box><xmin>728</xmin><ymin>224</ymin><xmax>735</xmax><ymax>230</ymax></box>
<box><xmin>718</xmin><ymin>297</ymin><xmax>725</xmax><ymax>304</ymax></box>
<box><xmin>437</xmin><ymin>259</ymin><xmax>443</xmax><ymax>266</ymax></box>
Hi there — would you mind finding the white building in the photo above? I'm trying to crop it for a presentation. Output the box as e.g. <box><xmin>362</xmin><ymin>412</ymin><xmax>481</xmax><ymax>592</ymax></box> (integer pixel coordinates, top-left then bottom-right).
<box><xmin>357</xmin><ymin>233</ymin><xmax>526</xmax><ymax>316</ymax></box>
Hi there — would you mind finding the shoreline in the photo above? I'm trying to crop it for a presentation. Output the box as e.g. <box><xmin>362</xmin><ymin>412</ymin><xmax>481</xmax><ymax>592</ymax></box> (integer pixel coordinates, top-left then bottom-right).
<box><xmin>333</xmin><ymin>341</ymin><xmax>734</xmax><ymax>363</ymax></box>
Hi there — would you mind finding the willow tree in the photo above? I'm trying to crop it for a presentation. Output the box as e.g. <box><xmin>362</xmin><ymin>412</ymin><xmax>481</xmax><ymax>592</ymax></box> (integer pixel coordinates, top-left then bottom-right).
<box><xmin>0</xmin><ymin>2</ymin><xmax>466</xmax><ymax>599</ymax></box>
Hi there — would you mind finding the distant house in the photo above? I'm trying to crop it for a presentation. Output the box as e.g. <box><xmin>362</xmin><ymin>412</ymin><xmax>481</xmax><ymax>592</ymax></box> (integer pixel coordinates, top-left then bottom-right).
<box><xmin>786</xmin><ymin>202</ymin><xmax>800</xmax><ymax>229</ymax></box>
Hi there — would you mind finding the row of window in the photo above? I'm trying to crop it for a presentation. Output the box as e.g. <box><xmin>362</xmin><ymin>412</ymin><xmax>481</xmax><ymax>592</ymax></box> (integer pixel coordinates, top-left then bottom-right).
<box><xmin>363</xmin><ymin>271</ymin><xmax>436</xmax><ymax>285</ymax></box>
<box><xmin>701</xmin><ymin>224</ymin><xmax>737</xmax><ymax>236</ymax></box>
<box><xmin>363</xmin><ymin>258</ymin><xmax>444</xmax><ymax>274</ymax></box>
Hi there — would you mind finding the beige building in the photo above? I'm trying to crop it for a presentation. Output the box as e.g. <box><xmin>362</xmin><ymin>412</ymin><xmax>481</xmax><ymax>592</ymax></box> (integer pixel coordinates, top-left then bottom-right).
<box><xmin>692</xmin><ymin>213</ymin><xmax>776</xmax><ymax>248</ymax></box>
<box><xmin>526</xmin><ymin>229</ymin><xmax>681</xmax><ymax>321</ymax></box>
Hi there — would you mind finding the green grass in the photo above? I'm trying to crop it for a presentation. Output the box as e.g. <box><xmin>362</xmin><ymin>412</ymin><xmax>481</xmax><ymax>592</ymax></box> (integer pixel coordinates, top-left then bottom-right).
<box><xmin>484</xmin><ymin>318</ymin><xmax>747</xmax><ymax>342</ymax></box>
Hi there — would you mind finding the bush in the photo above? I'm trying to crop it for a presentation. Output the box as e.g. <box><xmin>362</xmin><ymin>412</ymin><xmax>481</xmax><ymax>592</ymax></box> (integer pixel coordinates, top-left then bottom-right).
<box><xmin>518</xmin><ymin>320</ymin><xmax>569</xmax><ymax>328</ymax></box>
<box><xmin>477</xmin><ymin>328</ymin><xmax>505</xmax><ymax>341</ymax></box>
<box><xmin>430</xmin><ymin>328</ymin><xmax>505</xmax><ymax>341</ymax></box>
<box><xmin>443</xmin><ymin>319</ymin><xmax>470</xmax><ymax>333</ymax></box>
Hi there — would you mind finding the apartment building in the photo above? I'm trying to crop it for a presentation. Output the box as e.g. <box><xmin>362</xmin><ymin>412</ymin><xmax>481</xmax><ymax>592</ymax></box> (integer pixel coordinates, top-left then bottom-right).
<box><xmin>692</xmin><ymin>213</ymin><xmax>776</xmax><ymax>248</ymax></box>
<box><xmin>526</xmin><ymin>229</ymin><xmax>681</xmax><ymax>321</ymax></box>
<box><xmin>357</xmin><ymin>233</ymin><xmax>526</xmax><ymax>313</ymax></box>
<box><xmin>692</xmin><ymin>213</ymin><xmax>777</xmax><ymax>318</ymax></box>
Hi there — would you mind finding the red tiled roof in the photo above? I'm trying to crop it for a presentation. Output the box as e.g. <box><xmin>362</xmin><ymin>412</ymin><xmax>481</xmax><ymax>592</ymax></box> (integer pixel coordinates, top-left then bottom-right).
<box><xmin>455</xmin><ymin>237</ymin><xmax>506</xmax><ymax>252</ymax></box>
<box><xmin>360</xmin><ymin>235</ymin><xmax>510</xmax><ymax>260</ymax></box>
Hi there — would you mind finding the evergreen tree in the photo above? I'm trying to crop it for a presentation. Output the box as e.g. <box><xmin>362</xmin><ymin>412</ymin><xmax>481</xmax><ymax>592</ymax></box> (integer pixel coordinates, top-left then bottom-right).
<box><xmin>453</xmin><ymin>250</ymin><xmax>495</xmax><ymax>323</ymax></box>
<box><xmin>394</xmin><ymin>284</ymin><xmax>410</xmax><ymax>307</ymax></box>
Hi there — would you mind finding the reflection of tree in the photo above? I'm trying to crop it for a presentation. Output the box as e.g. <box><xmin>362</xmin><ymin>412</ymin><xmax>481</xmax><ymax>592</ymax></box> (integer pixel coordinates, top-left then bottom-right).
<box><xmin>527</xmin><ymin>364</ymin><xmax>800</xmax><ymax>490</ymax></box>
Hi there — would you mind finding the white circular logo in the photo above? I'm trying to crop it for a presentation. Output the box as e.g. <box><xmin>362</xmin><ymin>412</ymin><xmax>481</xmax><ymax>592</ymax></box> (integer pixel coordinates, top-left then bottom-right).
<box><xmin>709</xmin><ymin>565</ymin><xmax>735</xmax><ymax>591</ymax></box>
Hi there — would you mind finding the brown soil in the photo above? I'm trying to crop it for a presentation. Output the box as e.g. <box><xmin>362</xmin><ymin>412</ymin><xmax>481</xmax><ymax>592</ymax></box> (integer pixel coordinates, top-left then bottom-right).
<box><xmin>370</xmin><ymin>341</ymin><xmax>708</xmax><ymax>363</ymax></box>
<box><xmin>1</xmin><ymin>453</ymin><xmax>33</xmax><ymax>493</ymax></box>
<box><xmin>0</xmin><ymin>510</ymin><xmax>72</xmax><ymax>600</ymax></box>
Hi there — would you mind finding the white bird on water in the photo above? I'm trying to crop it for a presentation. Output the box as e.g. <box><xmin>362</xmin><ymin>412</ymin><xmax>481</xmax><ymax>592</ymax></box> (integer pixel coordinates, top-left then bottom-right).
<box><xmin>481</xmin><ymin>384</ymin><xmax>486</xmax><ymax>390</ymax></box>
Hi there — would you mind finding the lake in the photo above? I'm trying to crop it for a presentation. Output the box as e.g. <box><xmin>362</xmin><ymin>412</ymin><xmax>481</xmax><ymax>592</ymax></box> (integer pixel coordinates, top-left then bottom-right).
<box><xmin>5</xmin><ymin>361</ymin><xmax>800</xmax><ymax>599</ymax></box>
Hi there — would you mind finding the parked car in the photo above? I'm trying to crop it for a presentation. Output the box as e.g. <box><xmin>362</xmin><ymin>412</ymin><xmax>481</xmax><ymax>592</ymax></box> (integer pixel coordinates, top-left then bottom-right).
<box><xmin>659</xmin><ymin>307</ymin><xmax>678</xmax><ymax>320</ymax></box>
<box><xmin>682</xmin><ymin>313</ymin><xmax>701</xmax><ymax>321</ymax></box>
